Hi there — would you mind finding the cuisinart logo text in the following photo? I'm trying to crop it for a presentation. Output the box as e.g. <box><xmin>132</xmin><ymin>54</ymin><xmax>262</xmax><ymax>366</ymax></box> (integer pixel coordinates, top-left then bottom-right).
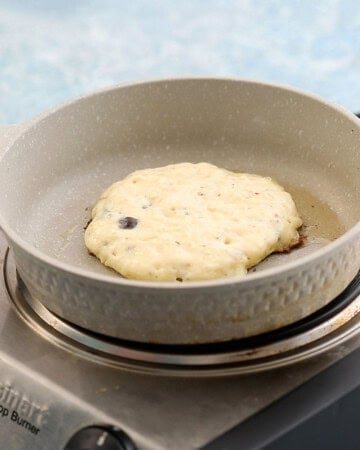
<box><xmin>0</xmin><ymin>381</ymin><xmax>49</xmax><ymax>436</ymax></box>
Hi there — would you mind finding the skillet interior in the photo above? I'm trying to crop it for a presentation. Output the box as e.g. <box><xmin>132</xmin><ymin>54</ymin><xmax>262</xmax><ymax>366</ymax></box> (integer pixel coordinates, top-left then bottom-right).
<box><xmin>1</xmin><ymin>79</ymin><xmax>359</xmax><ymax>279</ymax></box>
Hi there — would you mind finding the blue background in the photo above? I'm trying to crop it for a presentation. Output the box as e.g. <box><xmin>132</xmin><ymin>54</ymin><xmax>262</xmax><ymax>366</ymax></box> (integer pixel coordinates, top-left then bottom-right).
<box><xmin>1</xmin><ymin>0</ymin><xmax>359</xmax><ymax>123</ymax></box>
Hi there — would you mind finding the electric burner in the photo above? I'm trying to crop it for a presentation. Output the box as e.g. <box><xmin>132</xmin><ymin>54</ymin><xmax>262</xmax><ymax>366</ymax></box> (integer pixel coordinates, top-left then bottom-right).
<box><xmin>0</xmin><ymin>231</ymin><xmax>359</xmax><ymax>449</ymax></box>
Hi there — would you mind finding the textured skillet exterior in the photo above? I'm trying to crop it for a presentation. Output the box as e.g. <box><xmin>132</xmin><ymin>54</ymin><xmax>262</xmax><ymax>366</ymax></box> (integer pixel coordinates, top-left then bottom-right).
<box><xmin>11</xmin><ymin>236</ymin><xmax>360</xmax><ymax>343</ymax></box>
<box><xmin>0</xmin><ymin>78</ymin><xmax>359</xmax><ymax>344</ymax></box>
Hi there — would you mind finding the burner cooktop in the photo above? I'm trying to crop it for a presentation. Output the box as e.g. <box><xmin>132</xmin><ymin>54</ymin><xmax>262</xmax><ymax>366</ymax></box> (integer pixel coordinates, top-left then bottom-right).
<box><xmin>0</xmin><ymin>231</ymin><xmax>359</xmax><ymax>449</ymax></box>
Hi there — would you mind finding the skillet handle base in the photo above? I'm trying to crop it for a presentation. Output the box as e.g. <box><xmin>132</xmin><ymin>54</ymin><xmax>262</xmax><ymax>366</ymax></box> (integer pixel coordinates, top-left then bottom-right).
<box><xmin>0</xmin><ymin>123</ymin><xmax>25</xmax><ymax>159</ymax></box>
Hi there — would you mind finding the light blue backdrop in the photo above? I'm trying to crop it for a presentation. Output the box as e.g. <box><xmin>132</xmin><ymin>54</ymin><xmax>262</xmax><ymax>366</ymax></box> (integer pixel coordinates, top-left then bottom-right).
<box><xmin>1</xmin><ymin>0</ymin><xmax>359</xmax><ymax>123</ymax></box>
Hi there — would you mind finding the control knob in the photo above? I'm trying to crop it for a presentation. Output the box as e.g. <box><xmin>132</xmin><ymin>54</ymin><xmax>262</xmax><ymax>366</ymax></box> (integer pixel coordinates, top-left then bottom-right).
<box><xmin>65</xmin><ymin>425</ymin><xmax>137</xmax><ymax>450</ymax></box>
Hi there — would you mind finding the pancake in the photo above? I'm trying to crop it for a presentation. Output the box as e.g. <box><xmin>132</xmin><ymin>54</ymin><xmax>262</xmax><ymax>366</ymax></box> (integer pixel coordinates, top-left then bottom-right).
<box><xmin>85</xmin><ymin>162</ymin><xmax>302</xmax><ymax>281</ymax></box>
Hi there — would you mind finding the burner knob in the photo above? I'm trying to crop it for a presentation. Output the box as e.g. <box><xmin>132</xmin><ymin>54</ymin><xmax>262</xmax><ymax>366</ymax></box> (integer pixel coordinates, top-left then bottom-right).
<box><xmin>65</xmin><ymin>425</ymin><xmax>137</xmax><ymax>450</ymax></box>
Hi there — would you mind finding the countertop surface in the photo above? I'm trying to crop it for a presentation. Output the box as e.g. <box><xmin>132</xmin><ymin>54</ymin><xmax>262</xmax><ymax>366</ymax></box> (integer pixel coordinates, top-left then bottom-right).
<box><xmin>0</xmin><ymin>0</ymin><xmax>359</xmax><ymax>124</ymax></box>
